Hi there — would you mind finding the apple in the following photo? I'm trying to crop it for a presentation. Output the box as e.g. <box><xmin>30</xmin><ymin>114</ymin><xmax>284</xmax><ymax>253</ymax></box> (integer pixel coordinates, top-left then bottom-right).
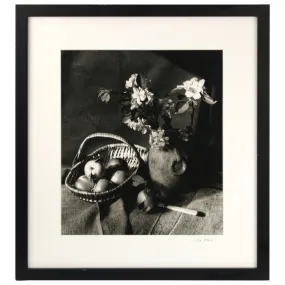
<box><xmin>93</xmin><ymin>178</ymin><xmax>111</xmax><ymax>193</ymax></box>
<box><xmin>136</xmin><ymin>188</ymin><xmax>156</xmax><ymax>213</ymax></box>
<box><xmin>110</xmin><ymin>170</ymin><xmax>128</xmax><ymax>185</ymax></box>
<box><xmin>106</xmin><ymin>158</ymin><xmax>128</xmax><ymax>172</ymax></box>
<box><xmin>84</xmin><ymin>160</ymin><xmax>105</xmax><ymax>180</ymax></box>
<box><xmin>75</xmin><ymin>175</ymin><xmax>94</xmax><ymax>192</ymax></box>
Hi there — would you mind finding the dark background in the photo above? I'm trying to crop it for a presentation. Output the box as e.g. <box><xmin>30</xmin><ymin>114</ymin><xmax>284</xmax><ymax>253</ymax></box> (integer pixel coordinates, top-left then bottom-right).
<box><xmin>61</xmin><ymin>50</ymin><xmax>222</xmax><ymax>179</ymax></box>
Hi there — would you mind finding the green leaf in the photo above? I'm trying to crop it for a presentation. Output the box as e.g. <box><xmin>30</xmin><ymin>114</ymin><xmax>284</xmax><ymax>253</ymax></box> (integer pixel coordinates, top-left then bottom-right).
<box><xmin>122</xmin><ymin>115</ymin><xmax>131</xmax><ymax>124</ymax></box>
<box><xmin>170</xmin><ymin>87</ymin><xmax>184</xmax><ymax>95</ymax></box>
<box><xmin>101</xmin><ymin>93</ymin><xmax>110</xmax><ymax>102</ymax></box>
<box><xmin>136</xmin><ymin>74</ymin><xmax>150</xmax><ymax>89</ymax></box>
<box><xmin>175</xmin><ymin>101</ymin><xmax>189</xmax><ymax>114</ymax></box>
<box><xmin>98</xmin><ymin>88</ymin><xmax>111</xmax><ymax>102</ymax></box>
<box><xmin>98</xmin><ymin>88</ymin><xmax>109</xmax><ymax>97</ymax></box>
<box><xmin>98</xmin><ymin>89</ymin><xmax>104</xmax><ymax>96</ymax></box>
<box><xmin>202</xmin><ymin>94</ymin><xmax>217</xmax><ymax>105</ymax></box>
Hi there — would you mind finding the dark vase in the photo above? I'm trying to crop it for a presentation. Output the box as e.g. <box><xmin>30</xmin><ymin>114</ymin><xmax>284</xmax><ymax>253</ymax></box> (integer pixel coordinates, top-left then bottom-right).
<box><xmin>147</xmin><ymin>98</ymin><xmax>210</xmax><ymax>201</ymax></box>
<box><xmin>148</xmin><ymin>145</ymin><xmax>188</xmax><ymax>202</ymax></box>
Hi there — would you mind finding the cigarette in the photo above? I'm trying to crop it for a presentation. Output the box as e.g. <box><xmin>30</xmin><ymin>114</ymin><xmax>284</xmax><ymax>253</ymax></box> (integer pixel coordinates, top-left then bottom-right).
<box><xmin>158</xmin><ymin>203</ymin><xmax>205</xmax><ymax>217</ymax></box>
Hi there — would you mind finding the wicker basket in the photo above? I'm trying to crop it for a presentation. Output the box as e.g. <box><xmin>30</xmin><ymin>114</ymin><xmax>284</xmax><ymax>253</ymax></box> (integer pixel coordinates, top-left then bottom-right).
<box><xmin>65</xmin><ymin>133</ymin><xmax>148</xmax><ymax>203</ymax></box>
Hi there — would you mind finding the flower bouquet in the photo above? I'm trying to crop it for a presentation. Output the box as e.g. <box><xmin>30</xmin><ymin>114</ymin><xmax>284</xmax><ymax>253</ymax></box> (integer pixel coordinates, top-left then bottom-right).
<box><xmin>98</xmin><ymin>73</ymin><xmax>217</xmax><ymax>201</ymax></box>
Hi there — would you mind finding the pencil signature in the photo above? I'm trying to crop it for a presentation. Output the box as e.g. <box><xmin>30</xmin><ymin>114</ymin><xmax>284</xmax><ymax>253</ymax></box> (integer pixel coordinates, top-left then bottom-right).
<box><xmin>196</xmin><ymin>237</ymin><xmax>214</xmax><ymax>242</ymax></box>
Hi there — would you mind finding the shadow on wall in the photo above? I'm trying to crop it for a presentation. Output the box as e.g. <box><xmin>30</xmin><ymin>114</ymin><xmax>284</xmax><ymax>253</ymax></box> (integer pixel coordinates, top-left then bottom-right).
<box><xmin>61</xmin><ymin>50</ymin><xmax>222</xmax><ymax>170</ymax></box>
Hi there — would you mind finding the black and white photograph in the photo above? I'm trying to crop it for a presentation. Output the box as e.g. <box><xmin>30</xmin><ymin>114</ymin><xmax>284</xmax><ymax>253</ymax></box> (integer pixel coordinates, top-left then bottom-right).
<box><xmin>15</xmin><ymin>4</ymin><xmax>269</xmax><ymax>280</ymax></box>
<box><xmin>61</xmin><ymin>50</ymin><xmax>223</xmax><ymax>235</ymax></box>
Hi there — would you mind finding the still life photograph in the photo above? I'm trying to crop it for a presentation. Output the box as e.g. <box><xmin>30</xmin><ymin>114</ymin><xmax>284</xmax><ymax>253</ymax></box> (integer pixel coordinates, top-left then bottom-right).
<box><xmin>61</xmin><ymin>50</ymin><xmax>223</xmax><ymax>235</ymax></box>
<box><xmin>16</xmin><ymin>4</ymin><xmax>269</xmax><ymax>280</ymax></box>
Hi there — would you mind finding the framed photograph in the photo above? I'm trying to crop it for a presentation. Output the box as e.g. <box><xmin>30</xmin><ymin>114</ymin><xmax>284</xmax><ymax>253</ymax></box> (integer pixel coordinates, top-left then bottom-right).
<box><xmin>16</xmin><ymin>5</ymin><xmax>269</xmax><ymax>280</ymax></box>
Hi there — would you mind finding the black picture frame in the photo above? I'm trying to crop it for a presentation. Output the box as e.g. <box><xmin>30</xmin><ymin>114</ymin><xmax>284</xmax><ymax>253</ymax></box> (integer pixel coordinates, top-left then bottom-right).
<box><xmin>16</xmin><ymin>5</ymin><xmax>270</xmax><ymax>280</ymax></box>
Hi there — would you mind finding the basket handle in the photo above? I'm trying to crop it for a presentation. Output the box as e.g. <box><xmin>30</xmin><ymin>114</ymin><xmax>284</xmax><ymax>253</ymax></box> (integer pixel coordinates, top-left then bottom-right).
<box><xmin>72</xmin><ymin>132</ymin><xmax>143</xmax><ymax>167</ymax></box>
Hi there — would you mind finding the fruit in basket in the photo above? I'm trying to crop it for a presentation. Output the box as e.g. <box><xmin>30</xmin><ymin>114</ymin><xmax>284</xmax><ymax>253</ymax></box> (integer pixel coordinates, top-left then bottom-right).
<box><xmin>75</xmin><ymin>175</ymin><xmax>94</xmax><ymax>192</ymax></box>
<box><xmin>84</xmin><ymin>160</ymin><xmax>105</xmax><ymax>180</ymax></box>
<box><xmin>110</xmin><ymin>170</ymin><xmax>128</xmax><ymax>185</ymax></box>
<box><xmin>106</xmin><ymin>158</ymin><xmax>128</xmax><ymax>172</ymax></box>
<box><xmin>93</xmin><ymin>178</ymin><xmax>111</xmax><ymax>193</ymax></box>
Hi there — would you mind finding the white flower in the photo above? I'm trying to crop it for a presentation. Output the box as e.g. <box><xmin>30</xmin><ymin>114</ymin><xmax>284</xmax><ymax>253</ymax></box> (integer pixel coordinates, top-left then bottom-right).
<box><xmin>149</xmin><ymin>128</ymin><xmax>170</xmax><ymax>149</ymax></box>
<box><xmin>177</xmin><ymin>77</ymin><xmax>205</xmax><ymax>100</ymax></box>
<box><xmin>125</xmin><ymin>74</ymin><xmax>138</xmax><ymax>89</ymax></box>
<box><xmin>123</xmin><ymin>117</ymin><xmax>150</xmax><ymax>134</ymax></box>
<box><xmin>131</xmin><ymin>87</ymin><xmax>154</xmax><ymax>109</ymax></box>
<box><xmin>133</xmin><ymin>87</ymin><xmax>146</xmax><ymax>104</ymax></box>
